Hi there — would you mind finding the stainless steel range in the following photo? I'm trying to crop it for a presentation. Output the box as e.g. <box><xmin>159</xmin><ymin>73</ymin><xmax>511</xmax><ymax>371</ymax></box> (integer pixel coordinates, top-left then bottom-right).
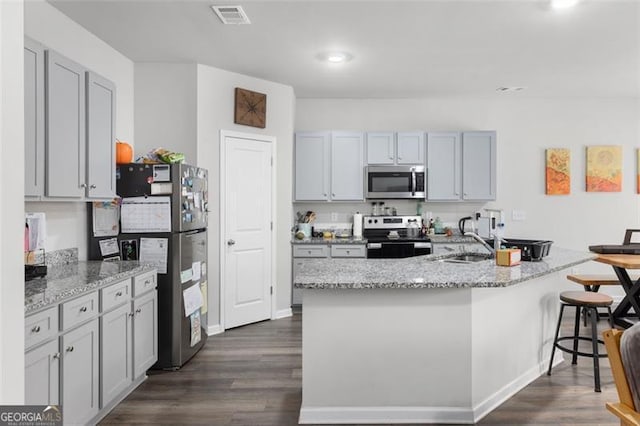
<box><xmin>363</xmin><ymin>215</ymin><xmax>432</xmax><ymax>258</ymax></box>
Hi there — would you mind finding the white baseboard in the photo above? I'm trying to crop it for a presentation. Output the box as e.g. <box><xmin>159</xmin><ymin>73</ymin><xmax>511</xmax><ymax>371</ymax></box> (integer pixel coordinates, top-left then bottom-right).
<box><xmin>300</xmin><ymin>355</ymin><xmax>565</xmax><ymax>425</ymax></box>
<box><xmin>207</xmin><ymin>324</ymin><xmax>224</xmax><ymax>336</ymax></box>
<box><xmin>472</xmin><ymin>355</ymin><xmax>562</xmax><ymax>422</ymax></box>
<box><xmin>299</xmin><ymin>406</ymin><xmax>474</xmax><ymax>424</ymax></box>
<box><xmin>274</xmin><ymin>308</ymin><xmax>293</xmax><ymax>319</ymax></box>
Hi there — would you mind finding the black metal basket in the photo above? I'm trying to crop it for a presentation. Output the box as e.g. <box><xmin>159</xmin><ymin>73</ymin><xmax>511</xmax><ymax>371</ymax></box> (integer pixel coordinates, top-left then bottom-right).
<box><xmin>503</xmin><ymin>239</ymin><xmax>553</xmax><ymax>261</ymax></box>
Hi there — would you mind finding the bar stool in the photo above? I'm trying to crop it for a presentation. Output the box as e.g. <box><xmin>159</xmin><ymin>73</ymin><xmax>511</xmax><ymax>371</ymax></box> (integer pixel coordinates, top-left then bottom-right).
<box><xmin>547</xmin><ymin>290</ymin><xmax>614</xmax><ymax>392</ymax></box>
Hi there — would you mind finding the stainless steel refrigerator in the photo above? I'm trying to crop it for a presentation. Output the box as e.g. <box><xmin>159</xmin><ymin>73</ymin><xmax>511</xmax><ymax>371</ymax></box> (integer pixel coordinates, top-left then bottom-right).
<box><xmin>90</xmin><ymin>163</ymin><xmax>208</xmax><ymax>369</ymax></box>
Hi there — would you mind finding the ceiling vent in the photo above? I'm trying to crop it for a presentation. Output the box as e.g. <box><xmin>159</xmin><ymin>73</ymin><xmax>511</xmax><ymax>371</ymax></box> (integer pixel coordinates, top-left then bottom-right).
<box><xmin>211</xmin><ymin>5</ymin><xmax>251</xmax><ymax>24</ymax></box>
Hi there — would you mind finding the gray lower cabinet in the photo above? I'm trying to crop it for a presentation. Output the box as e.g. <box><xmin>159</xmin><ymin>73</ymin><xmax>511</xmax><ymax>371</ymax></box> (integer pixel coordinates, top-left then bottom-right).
<box><xmin>133</xmin><ymin>290</ymin><xmax>158</xmax><ymax>378</ymax></box>
<box><xmin>61</xmin><ymin>318</ymin><xmax>100</xmax><ymax>425</ymax></box>
<box><xmin>25</xmin><ymin>339</ymin><xmax>59</xmax><ymax>405</ymax></box>
<box><xmin>24</xmin><ymin>270</ymin><xmax>157</xmax><ymax>425</ymax></box>
<box><xmin>100</xmin><ymin>303</ymin><xmax>132</xmax><ymax>408</ymax></box>
<box><xmin>292</xmin><ymin>244</ymin><xmax>365</xmax><ymax>305</ymax></box>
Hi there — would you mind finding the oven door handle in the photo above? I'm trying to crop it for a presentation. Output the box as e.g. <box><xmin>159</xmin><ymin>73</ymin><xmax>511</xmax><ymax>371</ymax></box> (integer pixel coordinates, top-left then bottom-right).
<box><xmin>414</xmin><ymin>242</ymin><xmax>432</xmax><ymax>249</ymax></box>
<box><xmin>411</xmin><ymin>169</ymin><xmax>417</xmax><ymax>196</ymax></box>
<box><xmin>367</xmin><ymin>243</ymin><xmax>382</xmax><ymax>249</ymax></box>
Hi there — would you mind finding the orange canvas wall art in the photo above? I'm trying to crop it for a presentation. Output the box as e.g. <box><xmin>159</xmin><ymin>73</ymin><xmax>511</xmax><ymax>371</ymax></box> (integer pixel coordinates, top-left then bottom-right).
<box><xmin>586</xmin><ymin>145</ymin><xmax>622</xmax><ymax>192</ymax></box>
<box><xmin>545</xmin><ymin>148</ymin><xmax>570</xmax><ymax>195</ymax></box>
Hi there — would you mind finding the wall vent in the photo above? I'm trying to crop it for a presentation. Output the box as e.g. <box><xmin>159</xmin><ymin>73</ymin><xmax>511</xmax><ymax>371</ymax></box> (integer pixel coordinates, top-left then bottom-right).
<box><xmin>211</xmin><ymin>5</ymin><xmax>251</xmax><ymax>24</ymax></box>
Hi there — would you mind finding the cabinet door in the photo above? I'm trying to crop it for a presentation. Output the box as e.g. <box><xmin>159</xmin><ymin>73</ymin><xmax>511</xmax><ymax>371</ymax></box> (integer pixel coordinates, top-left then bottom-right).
<box><xmin>100</xmin><ymin>303</ymin><xmax>132</xmax><ymax>408</ymax></box>
<box><xmin>462</xmin><ymin>131</ymin><xmax>496</xmax><ymax>201</ymax></box>
<box><xmin>397</xmin><ymin>132</ymin><xmax>425</xmax><ymax>165</ymax></box>
<box><xmin>46</xmin><ymin>50</ymin><xmax>86</xmax><ymax>198</ymax></box>
<box><xmin>24</xmin><ymin>38</ymin><xmax>45</xmax><ymax>198</ymax></box>
<box><xmin>86</xmin><ymin>72</ymin><xmax>116</xmax><ymax>199</ymax></box>
<box><xmin>292</xmin><ymin>258</ymin><xmax>306</xmax><ymax>305</ymax></box>
<box><xmin>133</xmin><ymin>290</ymin><xmax>158</xmax><ymax>378</ymax></box>
<box><xmin>294</xmin><ymin>132</ymin><xmax>330</xmax><ymax>201</ymax></box>
<box><xmin>25</xmin><ymin>339</ymin><xmax>59</xmax><ymax>405</ymax></box>
<box><xmin>61</xmin><ymin>319</ymin><xmax>99</xmax><ymax>425</ymax></box>
<box><xmin>366</xmin><ymin>132</ymin><xmax>395</xmax><ymax>164</ymax></box>
<box><xmin>426</xmin><ymin>132</ymin><xmax>461</xmax><ymax>201</ymax></box>
<box><xmin>331</xmin><ymin>132</ymin><xmax>364</xmax><ymax>200</ymax></box>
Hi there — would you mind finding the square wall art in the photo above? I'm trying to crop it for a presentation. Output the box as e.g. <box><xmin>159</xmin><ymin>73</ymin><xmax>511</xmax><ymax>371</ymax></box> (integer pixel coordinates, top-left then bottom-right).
<box><xmin>545</xmin><ymin>148</ymin><xmax>570</xmax><ymax>195</ymax></box>
<box><xmin>586</xmin><ymin>145</ymin><xmax>622</xmax><ymax>192</ymax></box>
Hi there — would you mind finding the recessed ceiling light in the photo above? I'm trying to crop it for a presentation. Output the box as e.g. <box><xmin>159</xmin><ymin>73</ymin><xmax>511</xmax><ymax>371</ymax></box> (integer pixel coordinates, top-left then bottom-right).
<box><xmin>550</xmin><ymin>0</ymin><xmax>580</xmax><ymax>10</ymax></box>
<box><xmin>318</xmin><ymin>51</ymin><xmax>353</xmax><ymax>64</ymax></box>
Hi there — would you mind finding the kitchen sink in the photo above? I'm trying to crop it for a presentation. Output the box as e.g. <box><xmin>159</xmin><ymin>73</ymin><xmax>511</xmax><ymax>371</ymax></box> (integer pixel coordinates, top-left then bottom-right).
<box><xmin>441</xmin><ymin>253</ymin><xmax>492</xmax><ymax>264</ymax></box>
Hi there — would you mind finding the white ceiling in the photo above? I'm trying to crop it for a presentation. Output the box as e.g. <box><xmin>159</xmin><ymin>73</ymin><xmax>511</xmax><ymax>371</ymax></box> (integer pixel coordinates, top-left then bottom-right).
<box><xmin>48</xmin><ymin>0</ymin><xmax>640</xmax><ymax>98</ymax></box>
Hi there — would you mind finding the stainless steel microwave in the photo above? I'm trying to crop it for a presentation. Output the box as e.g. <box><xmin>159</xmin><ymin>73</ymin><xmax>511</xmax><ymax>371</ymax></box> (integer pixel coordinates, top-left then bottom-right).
<box><xmin>365</xmin><ymin>165</ymin><xmax>426</xmax><ymax>199</ymax></box>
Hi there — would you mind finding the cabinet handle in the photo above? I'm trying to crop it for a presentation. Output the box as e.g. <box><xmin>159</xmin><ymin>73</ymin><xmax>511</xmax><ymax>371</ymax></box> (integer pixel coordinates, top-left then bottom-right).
<box><xmin>144</xmin><ymin>279</ymin><xmax>151</xmax><ymax>285</ymax></box>
<box><xmin>116</xmin><ymin>291</ymin><xmax>123</xmax><ymax>296</ymax></box>
<box><xmin>31</xmin><ymin>325</ymin><xmax>41</xmax><ymax>333</ymax></box>
<box><xmin>80</xmin><ymin>183</ymin><xmax>87</xmax><ymax>188</ymax></box>
<box><xmin>346</xmin><ymin>250</ymin><xmax>350</xmax><ymax>254</ymax></box>
<box><xmin>80</xmin><ymin>306</ymin><xmax>87</xmax><ymax>312</ymax></box>
<box><xmin>66</xmin><ymin>346</ymin><xmax>74</xmax><ymax>352</ymax></box>
<box><xmin>90</xmin><ymin>184</ymin><xmax>96</xmax><ymax>189</ymax></box>
<box><xmin>398</xmin><ymin>156</ymin><xmax>402</xmax><ymax>160</ymax></box>
<box><xmin>332</xmin><ymin>193</ymin><xmax>335</xmax><ymax>197</ymax></box>
<box><xmin>388</xmin><ymin>155</ymin><xmax>393</xmax><ymax>159</ymax></box>
<box><xmin>128</xmin><ymin>312</ymin><xmax>135</xmax><ymax>317</ymax></box>
<box><xmin>135</xmin><ymin>308</ymin><xmax>142</xmax><ymax>314</ymax></box>
<box><xmin>52</xmin><ymin>353</ymin><xmax>60</xmax><ymax>360</ymax></box>
<box><xmin>307</xmin><ymin>250</ymin><xmax>312</xmax><ymax>254</ymax></box>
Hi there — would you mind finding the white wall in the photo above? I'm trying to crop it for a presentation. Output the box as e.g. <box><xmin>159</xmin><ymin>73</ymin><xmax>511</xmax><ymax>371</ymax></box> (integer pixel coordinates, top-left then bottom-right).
<box><xmin>196</xmin><ymin>64</ymin><xmax>295</xmax><ymax>328</ymax></box>
<box><xmin>24</xmin><ymin>0</ymin><xmax>135</xmax><ymax>260</ymax></box>
<box><xmin>0</xmin><ymin>0</ymin><xmax>25</xmax><ymax>403</ymax></box>
<box><xmin>296</xmin><ymin>97</ymin><xmax>640</xmax><ymax>280</ymax></box>
<box><xmin>135</xmin><ymin>63</ymin><xmax>295</xmax><ymax>329</ymax></box>
<box><xmin>135</xmin><ymin>63</ymin><xmax>197</xmax><ymax>164</ymax></box>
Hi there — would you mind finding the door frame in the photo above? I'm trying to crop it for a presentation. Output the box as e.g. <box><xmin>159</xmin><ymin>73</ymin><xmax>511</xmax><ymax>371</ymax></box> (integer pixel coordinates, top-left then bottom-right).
<box><xmin>219</xmin><ymin>130</ymin><xmax>276</xmax><ymax>331</ymax></box>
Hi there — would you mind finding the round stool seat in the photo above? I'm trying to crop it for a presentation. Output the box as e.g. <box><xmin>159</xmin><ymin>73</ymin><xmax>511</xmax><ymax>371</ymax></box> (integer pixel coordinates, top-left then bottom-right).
<box><xmin>560</xmin><ymin>290</ymin><xmax>613</xmax><ymax>307</ymax></box>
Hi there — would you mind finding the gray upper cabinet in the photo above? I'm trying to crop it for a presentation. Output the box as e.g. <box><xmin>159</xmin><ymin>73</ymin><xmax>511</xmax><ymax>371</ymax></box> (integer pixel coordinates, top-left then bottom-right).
<box><xmin>461</xmin><ymin>131</ymin><xmax>496</xmax><ymax>200</ymax></box>
<box><xmin>426</xmin><ymin>131</ymin><xmax>496</xmax><ymax>201</ymax></box>
<box><xmin>366</xmin><ymin>132</ymin><xmax>424</xmax><ymax>165</ymax></box>
<box><xmin>294</xmin><ymin>132</ymin><xmax>330</xmax><ymax>201</ymax></box>
<box><xmin>24</xmin><ymin>38</ymin><xmax>45</xmax><ymax>198</ymax></box>
<box><xmin>427</xmin><ymin>132</ymin><xmax>461</xmax><ymax>201</ymax></box>
<box><xmin>46</xmin><ymin>50</ymin><xmax>86</xmax><ymax>198</ymax></box>
<box><xmin>396</xmin><ymin>132</ymin><xmax>425</xmax><ymax>165</ymax></box>
<box><xmin>294</xmin><ymin>131</ymin><xmax>364</xmax><ymax>202</ymax></box>
<box><xmin>331</xmin><ymin>132</ymin><xmax>364</xmax><ymax>201</ymax></box>
<box><xmin>86</xmin><ymin>72</ymin><xmax>116</xmax><ymax>199</ymax></box>
<box><xmin>366</xmin><ymin>132</ymin><xmax>395</xmax><ymax>164</ymax></box>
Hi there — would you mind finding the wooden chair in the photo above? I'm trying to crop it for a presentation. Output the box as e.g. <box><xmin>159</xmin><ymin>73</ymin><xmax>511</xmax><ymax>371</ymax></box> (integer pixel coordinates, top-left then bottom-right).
<box><xmin>603</xmin><ymin>329</ymin><xmax>640</xmax><ymax>426</ymax></box>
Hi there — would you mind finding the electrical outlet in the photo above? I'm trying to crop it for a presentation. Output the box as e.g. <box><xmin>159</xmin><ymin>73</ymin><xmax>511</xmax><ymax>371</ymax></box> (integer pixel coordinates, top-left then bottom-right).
<box><xmin>571</xmin><ymin>267</ymin><xmax>579</xmax><ymax>274</ymax></box>
<box><xmin>331</xmin><ymin>212</ymin><xmax>338</xmax><ymax>221</ymax></box>
<box><xmin>512</xmin><ymin>210</ymin><xmax>526</xmax><ymax>221</ymax></box>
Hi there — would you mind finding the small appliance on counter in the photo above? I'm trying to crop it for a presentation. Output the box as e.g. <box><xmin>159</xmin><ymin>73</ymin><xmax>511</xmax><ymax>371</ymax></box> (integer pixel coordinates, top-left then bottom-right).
<box><xmin>363</xmin><ymin>215</ymin><xmax>431</xmax><ymax>258</ymax></box>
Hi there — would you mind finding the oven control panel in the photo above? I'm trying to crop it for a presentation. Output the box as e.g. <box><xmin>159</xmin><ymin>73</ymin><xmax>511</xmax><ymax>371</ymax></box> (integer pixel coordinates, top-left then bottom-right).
<box><xmin>363</xmin><ymin>215</ymin><xmax>422</xmax><ymax>229</ymax></box>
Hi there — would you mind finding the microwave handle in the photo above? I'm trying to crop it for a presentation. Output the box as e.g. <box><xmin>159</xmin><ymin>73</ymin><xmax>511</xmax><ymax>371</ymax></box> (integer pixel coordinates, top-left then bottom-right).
<box><xmin>411</xmin><ymin>169</ymin><xmax>417</xmax><ymax>196</ymax></box>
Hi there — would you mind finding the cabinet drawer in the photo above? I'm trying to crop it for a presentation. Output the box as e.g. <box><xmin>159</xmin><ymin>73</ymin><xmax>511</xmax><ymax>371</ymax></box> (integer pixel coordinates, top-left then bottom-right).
<box><xmin>25</xmin><ymin>307</ymin><xmax>58</xmax><ymax>350</ymax></box>
<box><xmin>100</xmin><ymin>278</ymin><xmax>131</xmax><ymax>312</ymax></box>
<box><xmin>60</xmin><ymin>292</ymin><xmax>98</xmax><ymax>331</ymax></box>
<box><xmin>133</xmin><ymin>271</ymin><xmax>156</xmax><ymax>297</ymax></box>
<box><xmin>330</xmin><ymin>244</ymin><xmax>366</xmax><ymax>258</ymax></box>
<box><xmin>293</xmin><ymin>245</ymin><xmax>329</xmax><ymax>258</ymax></box>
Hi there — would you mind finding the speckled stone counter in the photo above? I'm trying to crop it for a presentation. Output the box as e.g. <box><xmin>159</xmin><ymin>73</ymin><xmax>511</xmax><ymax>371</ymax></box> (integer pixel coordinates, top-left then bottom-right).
<box><xmin>294</xmin><ymin>246</ymin><xmax>595</xmax><ymax>289</ymax></box>
<box><xmin>291</xmin><ymin>237</ymin><xmax>367</xmax><ymax>244</ymax></box>
<box><xmin>429</xmin><ymin>234</ymin><xmax>478</xmax><ymax>244</ymax></box>
<box><xmin>25</xmin><ymin>260</ymin><xmax>156</xmax><ymax>315</ymax></box>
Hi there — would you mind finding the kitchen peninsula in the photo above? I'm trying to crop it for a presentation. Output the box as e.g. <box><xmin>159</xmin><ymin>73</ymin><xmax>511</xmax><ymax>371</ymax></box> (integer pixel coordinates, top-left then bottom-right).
<box><xmin>295</xmin><ymin>247</ymin><xmax>594</xmax><ymax>424</ymax></box>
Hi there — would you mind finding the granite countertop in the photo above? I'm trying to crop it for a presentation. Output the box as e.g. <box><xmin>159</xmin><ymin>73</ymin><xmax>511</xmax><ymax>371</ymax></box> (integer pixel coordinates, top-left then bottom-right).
<box><xmin>291</xmin><ymin>237</ymin><xmax>367</xmax><ymax>245</ymax></box>
<box><xmin>429</xmin><ymin>235</ymin><xmax>478</xmax><ymax>244</ymax></box>
<box><xmin>294</xmin><ymin>247</ymin><xmax>595</xmax><ymax>290</ymax></box>
<box><xmin>25</xmin><ymin>260</ymin><xmax>156</xmax><ymax>315</ymax></box>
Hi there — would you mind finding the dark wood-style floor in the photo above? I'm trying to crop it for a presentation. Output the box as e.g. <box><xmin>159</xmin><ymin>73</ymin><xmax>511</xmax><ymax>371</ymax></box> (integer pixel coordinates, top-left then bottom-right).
<box><xmin>100</xmin><ymin>310</ymin><xmax>620</xmax><ymax>425</ymax></box>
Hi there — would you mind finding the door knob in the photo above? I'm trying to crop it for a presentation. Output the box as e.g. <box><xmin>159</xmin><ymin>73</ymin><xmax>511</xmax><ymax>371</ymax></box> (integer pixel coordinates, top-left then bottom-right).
<box><xmin>227</xmin><ymin>239</ymin><xmax>236</xmax><ymax>246</ymax></box>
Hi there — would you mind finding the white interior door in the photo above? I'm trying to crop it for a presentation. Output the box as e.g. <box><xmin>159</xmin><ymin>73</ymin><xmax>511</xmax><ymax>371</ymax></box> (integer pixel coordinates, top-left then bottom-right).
<box><xmin>223</xmin><ymin>134</ymin><xmax>273</xmax><ymax>329</ymax></box>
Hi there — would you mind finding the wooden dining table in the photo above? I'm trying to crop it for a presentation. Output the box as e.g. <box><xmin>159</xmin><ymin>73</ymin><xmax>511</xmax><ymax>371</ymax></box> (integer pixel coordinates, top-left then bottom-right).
<box><xmin>594</xmin><ymin>254</ymin><xmax>640</xmax><ymax>328</ymax></box>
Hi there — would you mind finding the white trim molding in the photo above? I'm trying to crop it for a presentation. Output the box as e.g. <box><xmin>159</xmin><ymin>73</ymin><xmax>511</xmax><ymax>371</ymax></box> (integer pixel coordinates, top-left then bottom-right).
<box><xmin>299</xmin><ymin>406</ymin><xmax>474</xmax><ymax>424</ymax></box>
<box><xmin>274</xmin><ymin>308</ymin><xmax>293</xmax><ymax>319</ymax></box>
<box><xmin>207</xmin><ymin>324</ymin><xmax>224</xmax><ymax>336</ymax></box>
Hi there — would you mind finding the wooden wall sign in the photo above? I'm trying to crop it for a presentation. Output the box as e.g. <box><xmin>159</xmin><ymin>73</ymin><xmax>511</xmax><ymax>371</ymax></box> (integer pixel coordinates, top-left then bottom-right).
<box><xmin>234</xmin><ymin>88</ymin><xmax>266</xmax><ymax>128</ymax></box>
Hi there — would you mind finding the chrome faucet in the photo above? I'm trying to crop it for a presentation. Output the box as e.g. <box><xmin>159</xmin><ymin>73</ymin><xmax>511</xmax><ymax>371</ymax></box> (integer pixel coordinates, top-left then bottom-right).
<box><xmin>464</xmin><ymin>232</ymin><xmax>496</xmax><ymax>256</ymax></box>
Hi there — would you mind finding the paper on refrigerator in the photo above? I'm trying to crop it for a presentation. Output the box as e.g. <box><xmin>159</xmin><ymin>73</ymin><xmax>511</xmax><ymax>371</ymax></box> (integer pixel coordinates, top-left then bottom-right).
<box><xmin>139</xmin><ymin>238</ymin><xmax>168</xmax><ymax>274</ymax></box>
<box><xmin>121</xmin><ymin>196</ymin><xmax>171</xmax><ymax>233</ymax></box>
<box><xmin>183</xmin><ymin>283</ymin><xmax>204</xmax><ymax>317</ymax></box>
